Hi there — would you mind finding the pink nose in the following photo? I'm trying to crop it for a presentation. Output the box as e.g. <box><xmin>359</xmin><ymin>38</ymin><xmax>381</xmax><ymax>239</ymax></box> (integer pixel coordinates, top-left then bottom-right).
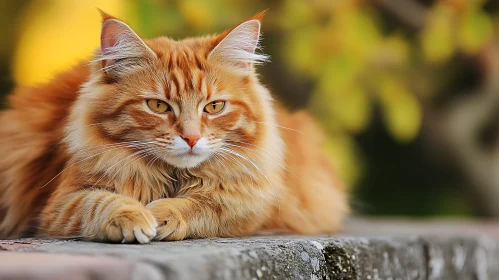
<box><xmin>181</xmin><ymin>134</ymin><xmax>200</xmax><ymax>148</ymax></box>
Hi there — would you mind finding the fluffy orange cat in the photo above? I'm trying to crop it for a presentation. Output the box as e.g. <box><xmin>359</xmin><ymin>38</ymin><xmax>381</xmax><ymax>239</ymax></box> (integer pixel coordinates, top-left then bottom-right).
<box><xmin>0</xmin><ymin>11</ymin><xmax>347</xmax><ymax>243</ymax></box>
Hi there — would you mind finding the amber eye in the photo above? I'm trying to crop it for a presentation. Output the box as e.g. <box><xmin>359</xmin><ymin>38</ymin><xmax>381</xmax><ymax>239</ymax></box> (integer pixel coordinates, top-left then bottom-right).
<box><xmin>147</xmin><ymin>99</ymin><xmax>170</xmax><ymax>113</ymax></box>
<box><xmin>204</xmin><ymin>101</ymin><xmax>226</xmax><ymax>114</ymax></box>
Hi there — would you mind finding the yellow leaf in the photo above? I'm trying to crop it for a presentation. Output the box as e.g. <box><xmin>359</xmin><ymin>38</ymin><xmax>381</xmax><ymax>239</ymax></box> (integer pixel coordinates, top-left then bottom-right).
<box><xmin>320</xmin><ymin>50</ymin><xmax>364</xmax><ymax>89</ymax></box>
<box><xmin>331</xmin><ymin>6</ymin><xmax>382</xmax><ymax>62</ymax></box>
<box><xmin>313</xmin><ymin>79</ymin><xmax>372</xmax><ymax>134</ymax></box>
<box><xmin>458</xmin><ymin>7</ymin><xmax>493</xmax><ymax>54</ymax></box>
<box><xmin>13</xmin><ymin>0</ymin><xmax>129</xmax><ymax>86</ymax></box>
<box><xmin>420</xmin><ymin>4</ymin><xmax>456</xmax><ymax>63</ymax></box>
<box><xmin>378</xmin><ymin>77</ymin><xmax>422</xmax><ymax>142</ymax></box>
<box><xmin>283</xmin><ymin>27</ymin><xmax>321</xmax><ymax>77</ymax></box>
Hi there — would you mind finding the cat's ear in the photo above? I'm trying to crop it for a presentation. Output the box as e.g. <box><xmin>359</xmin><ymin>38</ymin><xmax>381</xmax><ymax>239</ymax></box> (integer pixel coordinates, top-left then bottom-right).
<box><xmin>208</xmin><ymin>11</ymin><xmax>269</xmax><ymax>74</ymax></box>
<box><xmin>98</xmin><ymin>11</ymin><xmax>155</xmax><ymax>79</ymax></box>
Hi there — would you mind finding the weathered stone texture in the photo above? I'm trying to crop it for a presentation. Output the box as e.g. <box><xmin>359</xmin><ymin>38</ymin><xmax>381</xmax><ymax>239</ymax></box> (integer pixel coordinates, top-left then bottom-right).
<box><xmin>1</xmin><ymin>220</ymin><xmax>498</xmax><ymax>280</ymax></box>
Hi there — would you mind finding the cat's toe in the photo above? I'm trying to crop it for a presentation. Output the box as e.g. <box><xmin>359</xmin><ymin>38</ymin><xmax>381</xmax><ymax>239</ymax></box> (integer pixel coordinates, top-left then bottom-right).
<box><xmin>146</xmin><ymin>200</ymin><xmax>187</xmax><ymax>241</ymax></box>
<box><xmin>133</xmin><ymin>225</ymin><xmax>153</xmax><ymax>244</ymax></box>
<box><xmin>121</xmin><ymin>226</ymin><xmax>136</xmax><ymax>243</ymax></box>
<box><xmin>130</xmin><ymin>211</ymin><xmax>157</xmax><ymax>244</ymax></box>
<box><xmin>105</xmin><ymin>207</ymin><xmax>158</xmax><ymax>244</ymax></box>
<box><xmin>155</xmin><ymin>217</ymin><xmax>187</xmax><ymax>241</ymax></box>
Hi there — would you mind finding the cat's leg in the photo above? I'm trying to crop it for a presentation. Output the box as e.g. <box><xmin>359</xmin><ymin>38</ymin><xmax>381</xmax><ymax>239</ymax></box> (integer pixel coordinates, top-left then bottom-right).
<box><xmin>39</xmin><ymin>190</ymin><xmax>157</xmax><ymax>243</ymax></box>
<box><xmin>146</xmin><ymin>195</ymin><xmax>268</xmax><ymax>241</ymax></box>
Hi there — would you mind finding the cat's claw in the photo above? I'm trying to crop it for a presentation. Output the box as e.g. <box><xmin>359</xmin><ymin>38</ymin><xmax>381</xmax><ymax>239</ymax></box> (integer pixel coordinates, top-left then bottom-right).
<box><xmin>146</xmin><ymin>199</ymin><xmax>188</xmax><ymax>241</ymax></box>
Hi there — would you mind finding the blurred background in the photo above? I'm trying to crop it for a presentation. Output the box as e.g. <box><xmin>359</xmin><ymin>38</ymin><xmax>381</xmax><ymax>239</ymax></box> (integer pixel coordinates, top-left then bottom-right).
<box><xmin>1</xmin><ymin>0</ymin><xmax>499</xmax><ymax>218</ymax></box>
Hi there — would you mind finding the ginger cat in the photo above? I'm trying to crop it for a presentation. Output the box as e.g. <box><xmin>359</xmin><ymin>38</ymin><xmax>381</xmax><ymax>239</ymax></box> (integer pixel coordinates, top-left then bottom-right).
<box><xmin>0</xmin><ymin>11</ymin><xmax>348</xmax><ymax>243</ymax></box>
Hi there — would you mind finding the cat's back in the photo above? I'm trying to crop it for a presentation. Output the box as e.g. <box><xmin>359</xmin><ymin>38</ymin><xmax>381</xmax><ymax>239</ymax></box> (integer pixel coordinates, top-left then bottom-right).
<box><xmin>0</xmin><ymin>64</ymin><xmax>89</xmax><ymax>237</ymax></box>
<box><xmin>4</xmin><ymin>64</ymin><xmax>89</xmax><ymax>130</ymax></box>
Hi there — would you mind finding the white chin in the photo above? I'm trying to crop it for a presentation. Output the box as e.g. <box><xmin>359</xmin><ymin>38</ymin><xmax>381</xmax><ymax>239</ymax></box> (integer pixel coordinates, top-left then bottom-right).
<box><xmin>164</xmin><ymin>154</ymin><xmax>207</xmax><ymax>168</ymax></box>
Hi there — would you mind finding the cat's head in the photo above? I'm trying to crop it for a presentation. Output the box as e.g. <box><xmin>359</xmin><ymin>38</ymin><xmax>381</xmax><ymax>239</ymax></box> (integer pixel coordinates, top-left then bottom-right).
<box><xmin>70</xmin><ymin>11</ymin><xmax>276</xmax><ymax>169</ymax></box>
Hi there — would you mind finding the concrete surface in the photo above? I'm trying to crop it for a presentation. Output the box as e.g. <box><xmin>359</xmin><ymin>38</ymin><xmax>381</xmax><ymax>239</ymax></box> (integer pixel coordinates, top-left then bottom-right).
<box><xmin>0</xmin><ymin>219</ymin><xmax>498</xmax><ymax>280</ymax></box>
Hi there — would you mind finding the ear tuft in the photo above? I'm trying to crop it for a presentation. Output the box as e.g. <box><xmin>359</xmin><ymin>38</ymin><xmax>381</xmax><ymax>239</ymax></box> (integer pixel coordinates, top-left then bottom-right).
<box><xmin>97</xmin><ymin>8</ymin><xmax>116</xmax><ymax>23</ymax></box>
<box><xmin>95</xmin><ymin>15</ymin><xmax>155</xmax><ymax>79</ymax></box>
<box><xmin>248</xmin><ymin>9</ymin><xmax>268</xmax><ymax>22</ymax></box>
<box><xmin>208</xmin><ymin>12</ymin><xmax>270</xmax><ymax>74</ymax></box>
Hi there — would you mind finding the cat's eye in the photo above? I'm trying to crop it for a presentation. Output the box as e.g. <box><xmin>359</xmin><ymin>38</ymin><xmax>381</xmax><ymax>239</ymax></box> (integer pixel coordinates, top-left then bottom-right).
<box><xmin>204</xmin><ymin>101</ymin><xmax>226</xmax><ymax>114</ymax></box>
<box><xmin>147</xmin><ymin>99</ymin><xmax>171</xmax><ymax>114</ymax></box>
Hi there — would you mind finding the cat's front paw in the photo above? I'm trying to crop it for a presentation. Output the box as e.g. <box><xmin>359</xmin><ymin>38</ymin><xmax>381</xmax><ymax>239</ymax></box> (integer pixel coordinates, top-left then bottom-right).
<box><xmin>146</xmin><ymin>199</ymin><xmax>187</xmax><ymax>241</ymax></box>
<box><xmin>103</xmin><ymin>204</ymin><xmax>158</xmax><ymax>244</ymax></box>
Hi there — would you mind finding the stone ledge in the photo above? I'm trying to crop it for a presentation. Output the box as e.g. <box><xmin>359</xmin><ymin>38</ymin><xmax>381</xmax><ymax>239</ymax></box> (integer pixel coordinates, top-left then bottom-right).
<box><xmin>1</xmin><ymin>219</ymin><xmax>498</xmax><ymax>280</ymax></box>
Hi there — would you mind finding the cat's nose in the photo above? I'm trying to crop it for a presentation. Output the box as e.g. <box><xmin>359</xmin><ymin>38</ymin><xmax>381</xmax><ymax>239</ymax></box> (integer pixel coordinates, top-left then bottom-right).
<box><xmin>181</xmin><ymin>134</ymin><xmax>201</xmax><ymax>148</ymax></box>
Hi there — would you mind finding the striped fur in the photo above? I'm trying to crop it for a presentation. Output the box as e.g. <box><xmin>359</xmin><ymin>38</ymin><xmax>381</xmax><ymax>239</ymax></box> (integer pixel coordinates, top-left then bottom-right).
<box><xmin>0</xmin><ymin>12</ymin><xmax>348</xmax><ymax>243</ymax></box>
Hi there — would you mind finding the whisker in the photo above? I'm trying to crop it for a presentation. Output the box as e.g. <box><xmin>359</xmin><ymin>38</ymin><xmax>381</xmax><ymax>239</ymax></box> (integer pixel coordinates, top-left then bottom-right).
<box><xmin>212</xmin><ymin>153</ymin><xmax>232</xmax><ymax>178</ymax></box>
<box><xmin>255</xmin><ymin>121</ymin><xmax>303</xmax><ymax>133</ymax></box>
<box><xmin>216</xmin><ymin>152</ymin><xmax>244</xmax><ymax>181</ymax></box>
<box><xmin>105</xmin><ymin>147</ymin><xmax>157</xmax><ymax>186</ymax></box>
<box><xmin>146</xmin><ymin>148</ymin><xmax>164</xmax><ymax>168</ymax></box>
<box><xmin>226</xmin><ymin>139</ymin><xmax>280</xmax><ymax>158</ymax></box>
<box><xmin>39</xmin><ymin>141</ymin><xmax>154</xmax><ymax>189</ymax></box>
<box><xmin>219</xmin><ymin>147</ymin><xmax>280</xmax><ymax>212</ymax></box>
<box><xmin>72</xmin><ymin>140</ymin><xmax>153</xmax><ymax>156</ymax></box>
<box><xmin>81</xmin><ymin>143</ymin><xmax>152</xmax><ymax>187</ymax></box>
<box><xmin>65</xmin><ymin>122</ymin><xmax>104</xmax><ymax>133</ymax></box>
<box><xmin>90</xmin><ymin>149</ymin><xmax>147</xmax><ymax>189</ymax></box>
<box><xmin>217</xmin><ymin>151</ymin><xmax>263</xmax><ymax>200</ymax></box>
<box><xmin>224</xmin><ymin>142</ymin><xmax>297</xmax><ymax>179</ymax></box>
